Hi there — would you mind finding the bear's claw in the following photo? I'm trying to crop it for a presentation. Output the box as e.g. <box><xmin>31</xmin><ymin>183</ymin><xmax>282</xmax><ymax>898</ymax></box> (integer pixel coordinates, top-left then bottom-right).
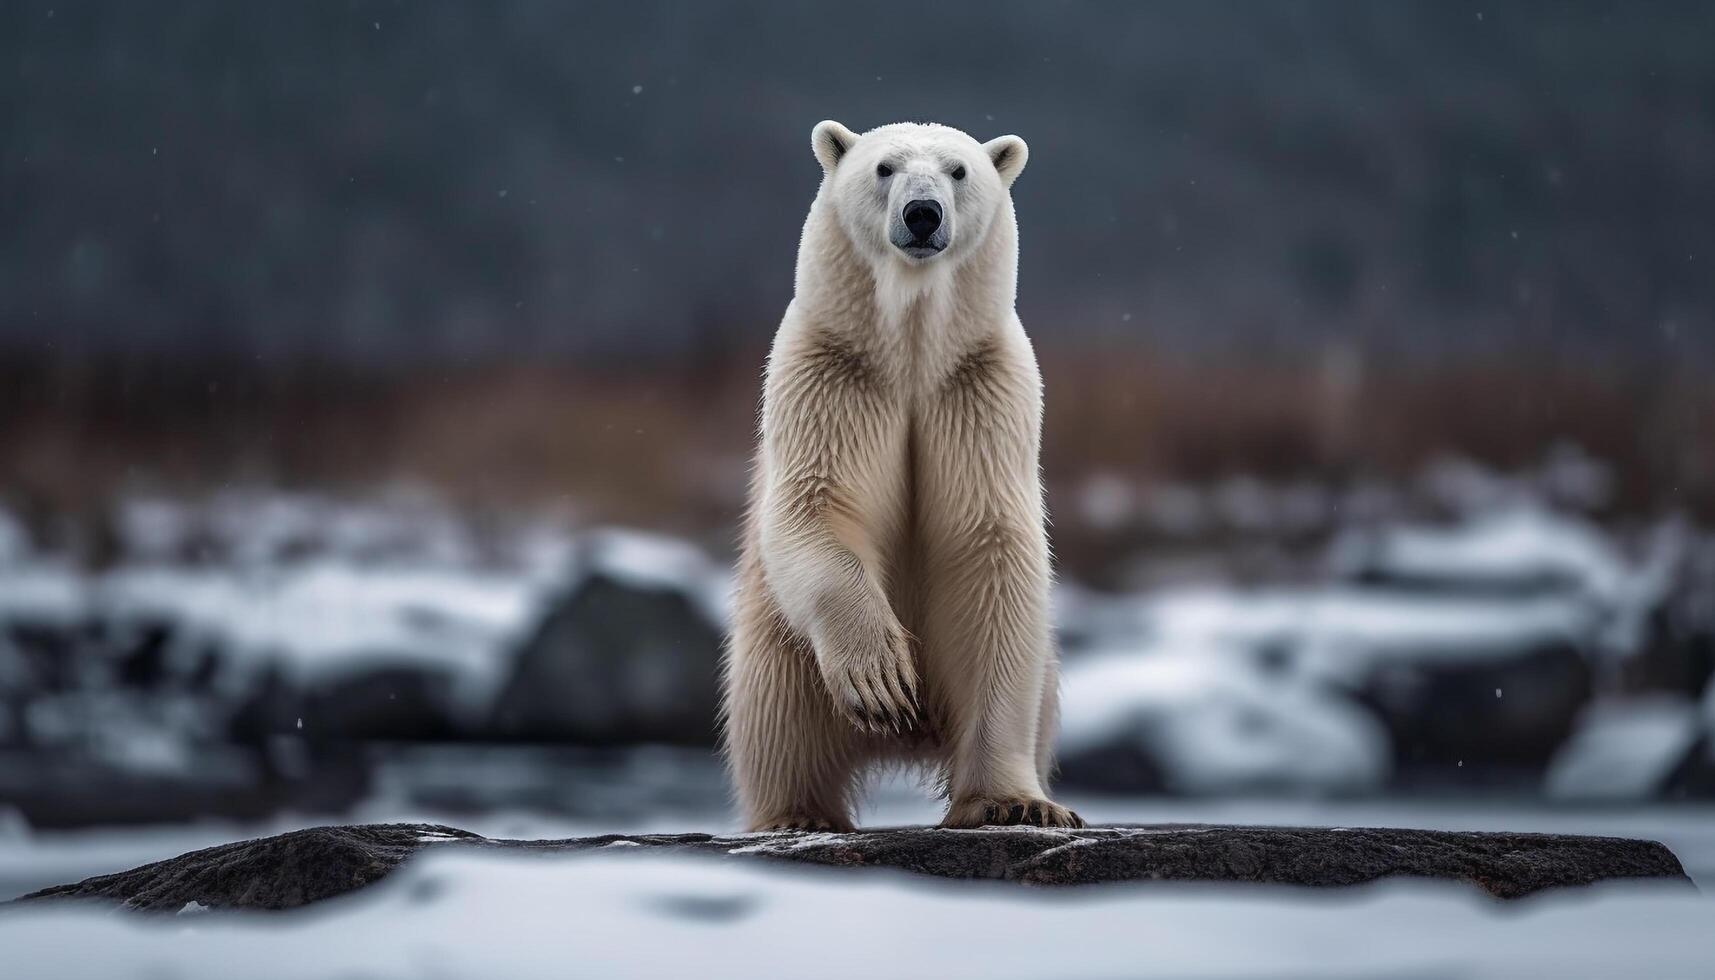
<box><xmin>941</xmin><ymin>796</ymin><xmax>1085</xmax><ymax>829</ymax></box>
<box><xmin>821</xmin><ymin>622</ymin><xmax>922</xmax><ymax>737</ymax></box>
<box><xmin>753</xmin><ymin>815</ymin><xmax>853</xmax><ymax>833</ymax></box>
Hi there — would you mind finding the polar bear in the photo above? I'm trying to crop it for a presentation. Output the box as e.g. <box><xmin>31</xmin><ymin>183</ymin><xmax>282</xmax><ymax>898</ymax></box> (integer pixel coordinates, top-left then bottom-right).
<box><xmin>721</xmin><ymin>120</ymin><xmax>1081</xmax><ymax>832</ymax></box>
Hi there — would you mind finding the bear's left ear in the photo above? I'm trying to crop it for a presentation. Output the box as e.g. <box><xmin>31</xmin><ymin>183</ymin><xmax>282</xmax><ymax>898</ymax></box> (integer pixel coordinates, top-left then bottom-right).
<box><xmin>983</xmin><ymin>135</ymin><xmax>1029</xmax><ymax>187</ymax></box>
<box><xmin>811</xmin><ymin>120</ymin><xmax>859</xmax><ymax>174</ymax></box>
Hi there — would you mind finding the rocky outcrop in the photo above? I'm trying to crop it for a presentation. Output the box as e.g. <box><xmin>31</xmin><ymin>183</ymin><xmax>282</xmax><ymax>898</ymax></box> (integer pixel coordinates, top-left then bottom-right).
<box><xmin>12</xmin><ymin>822</ymin><xmax>1691</xmax><ymax>912</ymax></box>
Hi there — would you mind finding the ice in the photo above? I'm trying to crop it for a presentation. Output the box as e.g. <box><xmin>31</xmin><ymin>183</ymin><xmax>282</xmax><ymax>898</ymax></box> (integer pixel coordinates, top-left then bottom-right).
<box><xmin>0</xmin><ymin>849</ymin><xmax>1709</xmax><ymax>979</ymax></box>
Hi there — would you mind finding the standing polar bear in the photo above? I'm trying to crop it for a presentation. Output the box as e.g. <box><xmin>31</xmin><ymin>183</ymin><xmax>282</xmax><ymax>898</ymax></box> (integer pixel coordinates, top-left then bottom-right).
<box><xmin>722</xmin><ymin>120</ymin><xmax>1081</xmax><ymax>831</ymax></box>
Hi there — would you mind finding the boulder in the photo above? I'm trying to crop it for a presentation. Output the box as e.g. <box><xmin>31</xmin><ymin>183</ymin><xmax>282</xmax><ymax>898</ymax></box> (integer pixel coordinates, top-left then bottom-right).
<box><xmin>11</xmin><ymin>821</ymin><xmax>1691</xmax><ymax>911</ymax></box>
<box><xmin>1360</xmin><ymin>640</ymin><xmax>1593</xmax><ymax>777</ymax></box>
<box><xmin>488</xmin><ymin>531</ymin><xmax>728</xmax><ymax>744</ymax></box>
<box><xmin>1665</xmin><ymin>733</ymin><xmax>1715</xmax><ymax>798</ymax></box>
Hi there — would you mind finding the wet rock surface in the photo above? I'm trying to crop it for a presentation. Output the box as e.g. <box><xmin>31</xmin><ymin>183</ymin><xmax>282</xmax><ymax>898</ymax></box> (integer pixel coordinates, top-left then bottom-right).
<box><xmin>11</xmin><ymin>821</ymin><xmax>1693</xmax><ymax>912</ymax></box>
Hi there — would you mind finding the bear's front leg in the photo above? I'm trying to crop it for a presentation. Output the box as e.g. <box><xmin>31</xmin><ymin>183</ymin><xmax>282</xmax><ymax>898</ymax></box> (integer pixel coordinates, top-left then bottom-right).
<box><xmin>915</xmin><ymin>339</ymin><xmax>1082</xmax><ymax>830</ymax></box>
<box><xmin>918</xmin><ymin>512</ymin><xmax>1082</xmax><ymax>830</ymax></box>
<box><xmin>756</xmin><ymin>330</ymin><xmax>920</xmax><ymax>737</ymax></box>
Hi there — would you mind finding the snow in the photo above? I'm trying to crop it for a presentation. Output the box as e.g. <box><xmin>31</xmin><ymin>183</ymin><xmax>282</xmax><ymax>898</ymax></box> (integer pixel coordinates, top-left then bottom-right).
<box><xmin>0</xmin><ymin>491</ymin><xmax>735</xmax><ymax>732</ymax></box>
<box><xmin>1</xmin><ymin>848</ymin><xmax>1710</xmax><ymax>979</ymax></box>
<box><xmin>100</xmin><ymin>559</ymin><xmax>555</xmax><ymax>716</ymax></box>
<box><xmin>1052</xmin><ymin>511</ymin><xmax>1641</xmax><ymax>793</ymax></box>
<box><xmin>1331</xmin><ymin>505</ymin><xmax>1628</xmax><ymax>599</ymax></box>
<box><xmin>114</xmin><ymin>489</ymin><xmax>493</xmax><ymax>570</ymax></box>
<box><xmin>0</xmin><ymin>561</ymin><xmax>84</xmax><ymax>623</ymax></box>
<box><xmin>1545</xmin><ymin>697</ymin><xmax>1703</xmax><ymax>801</ymax></box>
<box><xmin>572</xmin><ymin>527</ymin><xmax>732</xmax><ymax>626</ymax></box>
<box><xmin>1329</xmin><ymin>504</ymin><xmax>1696</xmax><ymax>667</ymax></box>
<box><xmin>1077</xmin><ymin>584</ymin><xmax>1593</xmax><ymax>680</ymax></box>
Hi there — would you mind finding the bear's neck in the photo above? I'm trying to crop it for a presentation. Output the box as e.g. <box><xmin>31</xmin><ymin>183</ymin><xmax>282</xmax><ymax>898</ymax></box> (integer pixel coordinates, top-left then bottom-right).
<box><xmin>798</xmin><ymin>204</ymin><xmax>1018</xmax><ymax>374</ymax></box>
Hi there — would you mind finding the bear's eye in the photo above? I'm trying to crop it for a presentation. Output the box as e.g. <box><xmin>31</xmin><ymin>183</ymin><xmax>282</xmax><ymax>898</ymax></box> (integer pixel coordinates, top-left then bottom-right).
<box><xmin>876</xmin><ymin>163</ymin><xmax>893</xmax><ymax>178</ymax></box>
<box><xmin>951</xmin><ymin>165</ymin><xmax>966</xmax><ymax>180</ymax></box>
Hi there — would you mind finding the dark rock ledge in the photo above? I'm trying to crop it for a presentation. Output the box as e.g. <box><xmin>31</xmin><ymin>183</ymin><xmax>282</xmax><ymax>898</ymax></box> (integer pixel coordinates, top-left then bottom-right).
<box><xmin>10</xmin><ymin>822</ymin><xmax>1693</xmax><ymax>912</ymax></box>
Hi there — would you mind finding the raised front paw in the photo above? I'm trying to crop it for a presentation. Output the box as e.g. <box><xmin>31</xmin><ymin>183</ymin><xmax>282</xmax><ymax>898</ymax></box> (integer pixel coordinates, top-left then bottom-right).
<box><xmin>942</xmin><ymin>796</ymin><xmax>1085</xmax><ymax>829</ymax></box>
<box><xmin>818</xmin><ymin>620</ymin><xmax>922</xmax><ymax>736</ymax></box>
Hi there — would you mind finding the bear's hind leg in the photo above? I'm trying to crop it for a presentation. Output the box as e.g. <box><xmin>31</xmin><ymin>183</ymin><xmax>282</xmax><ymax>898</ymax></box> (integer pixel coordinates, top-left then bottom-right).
<box><xmin>723</xmin><ymin>605</ymin><xmax>864</xmax><ymax>832</ymax></box>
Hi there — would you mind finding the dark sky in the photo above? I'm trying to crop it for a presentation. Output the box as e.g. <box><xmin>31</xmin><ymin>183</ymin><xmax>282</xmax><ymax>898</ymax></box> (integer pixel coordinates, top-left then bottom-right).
<box><xmin>3</xmin><ymin>1</ymin><xmax>1712</xmax><ymax>364</ymax></box>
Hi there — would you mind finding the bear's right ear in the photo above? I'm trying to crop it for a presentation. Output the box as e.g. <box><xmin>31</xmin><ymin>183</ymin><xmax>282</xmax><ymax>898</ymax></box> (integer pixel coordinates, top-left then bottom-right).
<box><xmin>811</xmin><ymin>120</ymin><xmax>859</xmax><ymax>174</ymax></box>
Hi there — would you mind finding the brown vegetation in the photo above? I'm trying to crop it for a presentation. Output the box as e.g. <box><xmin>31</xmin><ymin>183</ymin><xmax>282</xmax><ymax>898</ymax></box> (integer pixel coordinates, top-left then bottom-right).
<box><xmin>3</xmin><ymin>347</ymin><xmax>1709</xmax><ymax>565</ymax></box>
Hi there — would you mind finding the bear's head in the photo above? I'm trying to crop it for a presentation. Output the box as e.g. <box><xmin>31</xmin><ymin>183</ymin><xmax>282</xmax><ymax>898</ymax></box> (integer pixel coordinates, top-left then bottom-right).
<box><xmin>811</xmin><ymin>120</ymin><xmax>1027</xmax><ymax>269</ymax></box>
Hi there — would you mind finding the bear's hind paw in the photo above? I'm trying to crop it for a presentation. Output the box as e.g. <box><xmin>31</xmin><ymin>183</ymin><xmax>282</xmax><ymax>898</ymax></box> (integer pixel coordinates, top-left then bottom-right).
<box><xmin>750</xmin><ymin>814</ymin><xmax>855</xmax><ymax>834</ymax></box>
<box><xmin>941</xmin><ymin>796</ymin><xmax>1085</xmax><ymax>830</ymax></box>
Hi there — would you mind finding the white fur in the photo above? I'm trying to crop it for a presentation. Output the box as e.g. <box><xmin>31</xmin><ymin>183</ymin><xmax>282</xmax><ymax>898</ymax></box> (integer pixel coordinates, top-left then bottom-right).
<box><xmin>721</xmin><ymin>121</ymin><xmax>1079</xmax><ymax>832</ymax></box>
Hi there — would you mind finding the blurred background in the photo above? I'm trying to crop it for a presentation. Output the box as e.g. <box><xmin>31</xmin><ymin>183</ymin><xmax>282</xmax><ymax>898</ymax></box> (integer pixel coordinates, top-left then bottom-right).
<box><xmin>4</xmin><ymin>0</ymin><xmax>1715</xmax><ymax>894</ymax></box>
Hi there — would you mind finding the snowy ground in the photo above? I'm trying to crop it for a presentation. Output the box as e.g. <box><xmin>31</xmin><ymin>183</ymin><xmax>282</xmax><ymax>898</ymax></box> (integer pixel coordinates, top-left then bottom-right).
<box><xmin>3</xmin><ymin>465</ymin><xmax>1713</xmax><ymax>976</ymax></box>
<box><xmin>4</xmin><ymin>773</ymin><xmax>1714</xmax><ymax>978</ymax></box>
<box><xmin>2</xmin><ymin>836</ymin><xmax>1711</xmax><ymax>979</ymax></box>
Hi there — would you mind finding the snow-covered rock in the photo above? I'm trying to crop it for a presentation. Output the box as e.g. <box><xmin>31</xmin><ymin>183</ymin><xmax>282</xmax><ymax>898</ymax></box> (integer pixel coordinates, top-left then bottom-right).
<box><xmin>488</xmin><ymin>528</ymin><xmax>730</xmax><ymax>744</ymax></box>
<box><xmin>1058</xmin><ymin>583</ymin><xmax>1600</xmax><ymax>785</ymax></box>
<box><xmin>1058</xmin><ymin>643</ymin><xmax>1390</xmax><ymax>794</ymax></box>
<box><xmin>1659</xmin><ymin>679</ymin><xmax>1715</xmax><ymax>799</ymax></box>
<box><xmin>0</xmin><ymin>492</ymin><xmax>737</xmax><ymax>759</ymax></box>
<box><xmin>98</xmin><ymin>561</ymin><xmax>550</xmax><ymax>714</ymax></box>
<box><xmin>1545</xmin><ymin>697</ymin><xmax>1704</xmax><ymax>801</ymax></box>
<box><xmin>1330</xmin><ymin>506</ymin><xmax>1628</xmax><ymax>601</ymax></box>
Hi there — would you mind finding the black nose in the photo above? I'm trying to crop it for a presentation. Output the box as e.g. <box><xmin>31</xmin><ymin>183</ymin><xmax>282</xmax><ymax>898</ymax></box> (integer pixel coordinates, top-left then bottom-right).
<box><xmin>904</xmin><ymin>199</ymin><xmax>943</xmax><ymax>241</ymax></box>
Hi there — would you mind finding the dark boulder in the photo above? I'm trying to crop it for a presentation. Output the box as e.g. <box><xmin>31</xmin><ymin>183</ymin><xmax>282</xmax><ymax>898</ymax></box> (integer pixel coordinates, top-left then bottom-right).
<box><xmin>12</xmin><ymin>821</ymin><xmax>1691</xmax><ymax>912</ymax></box>
<box><xmin>1666</xmin><ymin>731</ymin><xmax>1715</xmax><ymax>799</ymax></box>
<box><xmin>1362</xmin><ymin>641</ymin><xmax>1594</xmax><ymax>780</ymax></box>
<box><xmin>300</xmin><ymin>666</ymin><xmax>463</xmax><ymax>741</ymax></box>
<box><xmin>1056</xmin><ymin>740</ymin><xmax>1170</xmax><ymax>794</ymax></box>
<box><xmin>489</xmin><ymin>565</ymin><xmax>725</xmax><ymax>745</ymax></box>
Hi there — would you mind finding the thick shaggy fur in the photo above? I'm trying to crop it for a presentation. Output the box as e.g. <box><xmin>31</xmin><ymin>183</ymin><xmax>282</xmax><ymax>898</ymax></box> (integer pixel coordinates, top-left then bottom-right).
<box><xmin>721</xmin><ymin>121</ymin><xmax>1080</xmax><ymax>831</ymax></box>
